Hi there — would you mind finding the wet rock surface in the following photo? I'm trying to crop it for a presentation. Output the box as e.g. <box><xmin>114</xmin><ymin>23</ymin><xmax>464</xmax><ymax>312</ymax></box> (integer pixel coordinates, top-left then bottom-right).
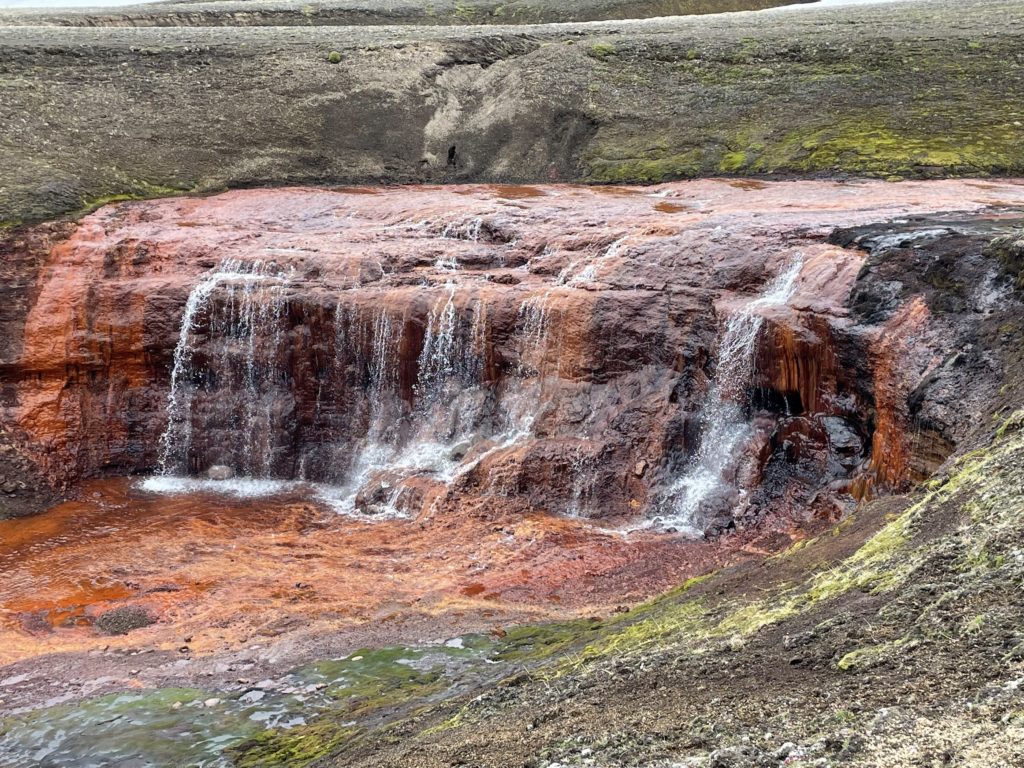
<box><xmin>3</xmin><ymin>180</ymin><xmax>1020</xmax><ymax>534</ymax></box>
<box><xmin>0</xmin><ymin>180</ymin><xmax>1021</xmax><ymax>765</ymax></box>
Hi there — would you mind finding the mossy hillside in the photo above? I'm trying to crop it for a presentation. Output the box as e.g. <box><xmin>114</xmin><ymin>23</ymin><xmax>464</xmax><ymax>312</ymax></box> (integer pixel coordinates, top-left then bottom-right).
<box><xmin>578</xmin><ymin>422</ymin><xmax>1024</xmax><ymax>667</ymax></box>
<box><xmin>583</xmin><ymin>35</ymin><xmax>1024</xmax><ymax>182</ymax></box>
<box><xmin>3</xmin><ymin>1</ymin><xmax>1024</xmax><ymax>226</ymax></box>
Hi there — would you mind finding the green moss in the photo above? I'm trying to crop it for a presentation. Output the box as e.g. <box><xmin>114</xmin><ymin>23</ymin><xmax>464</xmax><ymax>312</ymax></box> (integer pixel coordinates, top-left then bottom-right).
<box><xmin>453</xmin><ymin>1</ymin><xmax>478</xmax><ymax>22</ymax></box>
<box><xmin>571</xmin><ymin>600</ymin><xmax>708</xmax><ymax>668</ymax></box>
<box><xmin>584</xmin><ymin>38</ymin><xmax>1024</xmax><ymax>182</ymax></box>
<box><xmin>327</xmin><ymin>50</ymin><xmax>342</xmax><ymax>64</ymax></box>
<box><xmin>962</xmin><ymin>614</ymin><xmax>987</xmax><ymax>635</ymax></box>
<box><xmin>232</xmin><ymin>721</ymin><xmax>357</xmax><ymax>768</ymax></box>
<box><xmin>997</xmin><ymin>410</ymin><xmax>1024</xmax><ymax>439</ymax></box>
<box><xmin>588</xmin><ymin>42</ymin><xmax>618</xmax><ymax>60</ymax></box>
<box><xmin>492</xmin><ymin>619</ymin><xmax>605</xmax><ymax>663</ymax></box>
<box><xmin>749</xmin><ymin>110</ymin><xmax>1023</xmax><ymax>176</ymax></box>
<box><xmin>768</xmin><ymin>536</ymin><xmax>813</xmax><ymax>561</ymax></box>
<box><xmin>718</xmin><ymin>150</ymin><xmax>749</xmax><ymax>173</ymax></box>
<box><xmin>837</xmin><ymin>639</ymin><xmax>910</xmax><ymax>672</ymax></box>
<box><xmin>74</xmin><ymin>181</ymin><xmax>191</xmax><ymax>219</ymax></box>
<box><xmin>830</xmin><ymin>708</ymin><xmax>859</xmax><ymax>724</ymax></box>
<box><xmin>588</xmin><ymin>150</ymin><xmax>703</xmax><ymax>183</ymax></box>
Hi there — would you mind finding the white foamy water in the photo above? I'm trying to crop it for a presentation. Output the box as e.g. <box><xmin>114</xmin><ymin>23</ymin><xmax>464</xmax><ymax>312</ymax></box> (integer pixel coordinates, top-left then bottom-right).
<box><xmin>659</xmin><ymin>256</ymin><xmax>804</xmax><ymax>535</ymax></box>
<box><xmin>139</xmin><ymin>475</ymin><xmax>415</xmax><ymax>520</ymax></box>
<box><xmin>140</xmin><ymin>475</ymin><xmax>294</xmax><ymax>498</ymax></box>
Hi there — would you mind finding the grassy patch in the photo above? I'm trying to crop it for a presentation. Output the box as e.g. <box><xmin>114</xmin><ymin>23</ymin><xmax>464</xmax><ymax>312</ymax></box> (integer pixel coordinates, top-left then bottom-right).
<box><xmin>232</xmin><ymin>722</ymin><xmax>358</xmax><ymax>768</ymax></box>
<box><xmin>588</xmin><ymin>42</ymin><xmax>618</xmax><ymax>60</ymax></box>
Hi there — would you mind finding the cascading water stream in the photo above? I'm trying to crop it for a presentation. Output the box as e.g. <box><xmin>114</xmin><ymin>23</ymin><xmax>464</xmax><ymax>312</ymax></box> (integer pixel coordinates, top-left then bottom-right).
<box><xmin>147</xmin><ymin>243</ymin><xmax>637</xmax><ymax>522</ymax></box>
<box><xmin>660</xmin><ymin>256</ymin><xmax>804</xmax><ymax>535</ymax></box>
<box><xmin>157</xmin><ymin>258</ymin><xmax>289</xmax><ymax>477</ymax></box>
<box><xmin>554</xmin><ymin>235</ymin><xmax>629</xmax><ymax>288</ymax></box>
<box><xmin>324</xmin><ymin>277</ymin><xmax>496</xmax><ymax>514</ymax></box>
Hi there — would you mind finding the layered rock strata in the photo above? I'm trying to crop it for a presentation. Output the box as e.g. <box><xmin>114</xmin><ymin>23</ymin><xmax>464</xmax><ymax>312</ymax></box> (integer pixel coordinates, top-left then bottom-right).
<box><xmin>3</xmin><ymin>179</ymin><xmax>1021</xmax><ymax>533</ymax></box>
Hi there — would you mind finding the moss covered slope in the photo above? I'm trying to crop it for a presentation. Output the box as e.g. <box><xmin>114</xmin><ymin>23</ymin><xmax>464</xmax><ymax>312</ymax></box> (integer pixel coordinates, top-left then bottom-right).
<box><xmin>1</xmin><ymin>0</ymin><xmax>1023</xmax><ymax>228</ymax></box>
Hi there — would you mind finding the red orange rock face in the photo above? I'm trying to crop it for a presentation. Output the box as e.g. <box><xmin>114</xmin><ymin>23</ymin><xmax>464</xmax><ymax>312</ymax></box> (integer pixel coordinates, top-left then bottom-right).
<box><xmin>9</xmin><ymin>179</ymin><xmax>1023</xmax><ymax>497</ymax></box>
<box><xmin>1</xmin><ymin>179</ymin><xmax>1022</xmax><ymax>668</ymax></box>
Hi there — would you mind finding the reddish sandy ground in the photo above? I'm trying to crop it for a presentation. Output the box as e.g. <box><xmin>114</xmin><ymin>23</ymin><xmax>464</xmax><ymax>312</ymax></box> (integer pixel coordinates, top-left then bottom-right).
<box><xmin>0</xmin><ymin>479</ymin><xmax>771</xmax><ymax>667</ymax></box>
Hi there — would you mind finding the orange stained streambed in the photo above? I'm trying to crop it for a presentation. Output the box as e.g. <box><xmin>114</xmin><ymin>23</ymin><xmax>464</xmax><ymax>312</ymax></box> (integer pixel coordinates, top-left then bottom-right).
<box><xmin>0</xmin><ymin>479</ymin><xmax>731</xmax><ymax>666</ymax></box>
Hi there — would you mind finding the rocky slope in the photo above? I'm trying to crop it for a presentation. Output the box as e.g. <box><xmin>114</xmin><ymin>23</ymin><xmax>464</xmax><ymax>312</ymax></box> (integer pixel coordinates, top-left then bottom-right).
<box><xmin>1</xmin><ymin>0</ymin><xmax>1022</xmax><ymax>227</ymax></box>
<box><xmin>0</xmin><ymin>0</ymin><xmax>814</xmax><ymax>28</ymax></box>
<box><xmin>323</xmin><ymin>409</ymin><xmax>1024</xmax><ymax>768</ymax></box>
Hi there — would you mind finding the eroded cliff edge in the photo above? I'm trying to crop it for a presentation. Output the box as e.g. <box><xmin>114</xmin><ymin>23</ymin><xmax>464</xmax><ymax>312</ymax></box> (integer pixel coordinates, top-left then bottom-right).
<box><xmin>2</xmin><ymin>179</ymin><xmax>1022</xmax><ymax>531</ymax></box>
<box><xmin>1</xmin><ymin>0</ymin><xmax>1023</xmax><ymax>228</ymax></box>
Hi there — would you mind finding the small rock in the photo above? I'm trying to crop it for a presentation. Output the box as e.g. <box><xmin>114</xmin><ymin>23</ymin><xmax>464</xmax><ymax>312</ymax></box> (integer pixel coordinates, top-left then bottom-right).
<box><xmin>203</xmin><ymin>698</ymin><xmax>221</xmax><ymax>707</ymax></box>
<box><xmin>0</xmin><ymin>673</ymin><xmax>30</xmax><ymax>687</ymax></box>
<box><xmin>207</xmin><ymin>465</ymin><xmax>234</xmax><ymax>481</ymax></box>
<box><xmin>95</xmin><ymin>606</ymin><xmax>156</xmax><ymax>636</ymax></box>
<box><xmin>774</xmin><ymin>742</ymin><xmax>797</xmax><ymax>759</ymax></box>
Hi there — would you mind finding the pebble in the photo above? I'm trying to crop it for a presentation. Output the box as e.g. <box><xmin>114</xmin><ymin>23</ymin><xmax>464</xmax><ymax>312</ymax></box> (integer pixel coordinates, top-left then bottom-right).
<box><xmin>774</xmin><ymin>742</ymin><xmax>797</xmax><ymax>759</ymax></box>
<box><xmin>203</xmin><ymin>698</ymin><xmax>221</xmax><ymax>707</ymax></box>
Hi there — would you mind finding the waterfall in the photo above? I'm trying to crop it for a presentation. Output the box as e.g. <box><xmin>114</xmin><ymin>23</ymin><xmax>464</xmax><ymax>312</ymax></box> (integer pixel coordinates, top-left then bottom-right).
<box><xmin>516</xmin><ymin>290</ymin><xmax>554</xmax><ymax>378</ymax></box>
<box><xmin>148</xmin><ymin>249</ymin><xmax>599</xmax><ymax>519</ymax></box>
<box><xmin>321</xmin><ymin>288</ymin><xmax>495</xmax><ymax>514</ymax></box>
<box><xmin>156</xmin><ymin>259</ymin><xmax>291</xmax><ymax>478</ymax></box>
<box><xmin>661</xmin><ymin>256</ymin><xmax>804</xmax><ymax>535</ymax></box>
<box><xmin>416</xmin><ymin>285</ymin><xmax>460</xmax><ymax>402</ymax></box>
